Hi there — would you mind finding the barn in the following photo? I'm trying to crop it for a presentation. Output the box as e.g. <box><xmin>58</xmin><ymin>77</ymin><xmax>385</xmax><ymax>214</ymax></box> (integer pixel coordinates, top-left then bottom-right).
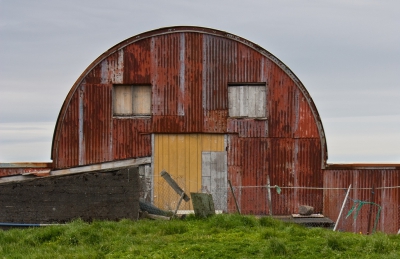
<box><xmin>1</xmin><ymin>26</ymin><xmax>399</xmax><ymax>233</ymax></box>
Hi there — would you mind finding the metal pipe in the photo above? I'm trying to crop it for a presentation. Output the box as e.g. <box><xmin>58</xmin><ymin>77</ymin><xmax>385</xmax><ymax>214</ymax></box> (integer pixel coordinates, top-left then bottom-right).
<box><xmin>333</xmin><ymin>184</ymin><xmax>352</xmax><ymax>231</ymax></box>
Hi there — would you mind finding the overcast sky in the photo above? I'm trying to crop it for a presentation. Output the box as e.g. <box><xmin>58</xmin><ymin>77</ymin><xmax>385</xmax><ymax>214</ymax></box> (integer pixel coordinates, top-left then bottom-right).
<box><xmin>1</xmin><ymin>0</ymin><xmax>399</xmax><ymax>163</ymax></box>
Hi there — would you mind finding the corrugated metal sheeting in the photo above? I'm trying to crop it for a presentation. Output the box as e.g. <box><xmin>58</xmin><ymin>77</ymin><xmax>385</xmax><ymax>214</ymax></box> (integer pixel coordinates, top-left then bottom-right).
<box><xmin>0</xmin><ymin>163</ymin><xmax>52</xmax><ymax>178</ymax></box>
<box><xmin>324</xmin><ymin>168</ymin><xmax>400</xmax><ymax>234</ymax></box>
<box><xmin>227</xmin><ymin>136</ymin><xmax>323</xmax><ymax>215</ymax></box>
<box><xmin>50</xmin><ymin>26</ymin><xmax>327</xmax><ymax>216</ymax></box>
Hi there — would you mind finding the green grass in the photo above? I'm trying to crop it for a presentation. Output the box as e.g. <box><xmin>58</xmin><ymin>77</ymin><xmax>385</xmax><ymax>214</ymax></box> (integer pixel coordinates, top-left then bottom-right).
<box><xmin>0</xmin><ymin>214</ymin><xmax>399</xmax><ymax>258</ymax></box>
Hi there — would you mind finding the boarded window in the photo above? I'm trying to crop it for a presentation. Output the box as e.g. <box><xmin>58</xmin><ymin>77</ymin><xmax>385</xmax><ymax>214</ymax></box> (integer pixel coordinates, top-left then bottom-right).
<box><xmin>228</xmin><ymin>84</ymin><xmax>266</xmax><ymax>118</ymax></box>
<box><xmin>113</xmin><ymin>85</ymin><xmax>151</xmax><ymax>116</ymax></box>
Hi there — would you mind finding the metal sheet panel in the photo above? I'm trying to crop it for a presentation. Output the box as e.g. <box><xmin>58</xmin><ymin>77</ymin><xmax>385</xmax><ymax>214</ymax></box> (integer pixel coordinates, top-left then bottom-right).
<box><xmin>226</xmin><ymin>136</ymin><xmax>322</xmax><ymax>215</ymax></box>
<box><xmin>112</xmin><ymin>119</ymin><xmax>152</xmax><ymax>160</ymax></box>
<box><xmin>83</xmin><ymin>84</ymin><xmax>113</xmax><ymax>165</ymax></box>
<box><xmin>55</xmin><ymin>85</ymin><xmax>80</xmax><ymax>168</ymax></box>
<box><xmin>101</xmin><ymin>49</ymin><xmax>124</xmax><ymax>84</ymax></box>
<box><xmin>324</xmin><ymin>169</ymin><xmax>400</xmax><ymax>234</ymax></box>
<box><xmin>151</xmin><ymin>33</ymin><xmax>204</xmax><ymax>132</ymax></box>
<box><xmin>0</xmin><ymin>163</ymin><xmax>52</xmax><ymax>177</ymax></box>
<box><xmin>293</xmin><ymin>88</ymin><xmax>319</xmax><ymax>138</ymax></box>
<box><xmin>123</xmin><ymin>38</ymin><xmax>151</xmax><ymax>84</ymax></box>
<box><xmin>202</xmin><ymin>151</ymin><xmax>228</xmax><ymax>211</ymax></box>
<box><xmin>227</xmin><ymin>119</ymin><xmax>268</xmax><ymax>137</ymax></box>
<box><xmin>151</xmin><ymin>34</ymin><xmax>180</xmax><ymax>117</ymax></box>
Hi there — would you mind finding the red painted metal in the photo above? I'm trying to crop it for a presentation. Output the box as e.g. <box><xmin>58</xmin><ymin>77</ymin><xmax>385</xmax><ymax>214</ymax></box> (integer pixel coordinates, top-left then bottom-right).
<box><xmin>52</xmin><ymin>26</ymin><xmax>326</xmax><ymax>165</ymax></box>
<box><xmin>0</xmin><ymin>163</ymin><xmax>52</xmax><ymax>177</ymax></box>
<box><xmin>324</xmin><ymin>168</ymin><xmax>400</xmax><ymax>234</ymax></box>
<box><xmin>226</xmin><ymin>136</ymin><xmax>323</xmax><ymax>215</ymax></box>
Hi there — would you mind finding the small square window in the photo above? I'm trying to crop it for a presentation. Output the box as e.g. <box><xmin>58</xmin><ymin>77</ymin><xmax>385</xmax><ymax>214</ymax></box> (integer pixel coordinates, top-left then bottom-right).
<box><xmin>113</xmin><ymin>85</ymin><xmax>151</xmax><ymax>116</ymax></box>
<box><xmin>228</xmin><ymin>84</ymin><xmax>266</xmax><ymax>118</ymax></box>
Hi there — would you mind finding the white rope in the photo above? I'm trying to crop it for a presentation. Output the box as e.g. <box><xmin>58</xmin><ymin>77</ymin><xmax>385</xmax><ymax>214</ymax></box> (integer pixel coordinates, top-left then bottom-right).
<box><xmin>152</xmin><ymin>175</ymin><xmax>400</xmax><ymax>190</ymax></box>
<box><xmin>231</xmin><ymin>185</ymin><xmax>400</xmax><ymax>190</ymax></box>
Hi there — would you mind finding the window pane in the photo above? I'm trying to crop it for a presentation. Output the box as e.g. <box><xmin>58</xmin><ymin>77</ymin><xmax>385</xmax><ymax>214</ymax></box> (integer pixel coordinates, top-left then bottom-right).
<box><xmin>239</xmin><ymin>86</ymin><xmax>248</xmax><ymax>117</ymax></box>
<box><xmin>228</xmin><ymin>86</ymin><xmax>239</xmax><ymax>117</ymax></box>
<box><xmin>132</xmin><ymin>85</ymin><xmax>151</xmax><ymax>115</ymax></box>
<box><xmin>248</xmin><ymin>85</ymin><xmax>266</xmax><ymax>117</ymax></box>
<box><xmin>114</xmin><ymin>85</ymin><xmax>133</xmax><ymax>115</ymax></box>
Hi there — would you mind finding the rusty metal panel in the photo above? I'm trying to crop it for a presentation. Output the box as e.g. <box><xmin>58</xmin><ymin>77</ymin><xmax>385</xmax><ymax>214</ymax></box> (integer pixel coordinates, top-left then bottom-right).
<box><xmin>151</xmin><ymin>33</ymin><xmax>204</xmax><ymax>132</ymax></box>
<box><xmin>227</xmin><ymin>119</ymin><xmax>268</xmax><ymax>137</ymax></box>
<box><xmin>292</xmin><ymin>139</ymin><xmax>323</xmax><ymax>213</ymax></box>
<box><xmin>183</xmin><ymin>33</ymin><xmax>204</xmax><ymax>132</ymax></box>
<box><xmin>123</xmin><ymin>38</ymin><xmax>151</xmax><ymax>84</ymax></box>
<box><xmin>112</xmin><ymin>119</ymin><xmax>152</xmax><ymax>160</ymax></box>
<box><xmin>0</xmin><ymin>163</ymin><xmax>52</xmax><ymax>177</ymax></box>
<box><xmin>55</xmin><ymin>82</ymin><xmax>114</xmax><ymax>169</ymax></box>
<box><xmin>234</xmin><ymin>43</ymin><xmax>265</xmax><ymax>82</ymax></box>
<box><xmin>101</xmin><ymin>49</ymin><xmax>124</xmax><ymax>84</ymax></box>
<box><xmin>202</xmin><ymin>35</ymin><xmax>233</xmax><ymax>111</ymax></box>
<box><xmin>82</xmin><ymin>84</ymin><xmax>113</xmax><ymax>165</ymax></box>
<box><xmin>268</xmin><ymin>66</ymin><xmax>296</xmax><ymax>137</ymax></box>
<box><xmin>55</xmin><ymin>85</ymin><xmax>81</xmax><ymax>169</ymax></box>
<box><xmin>226</xmin><ymin>136</ymin><xmax>322</xmax><ymax>215</ymax></box>
<box><xmin>151</xmin><ymin>34</ymin><xmax>180</xmax><ymax>116</ymax></box>
<box><xmin>227</xmin><ymin>136</ymin><xmax>270</xmax><ymax>214</ymax></box>
<box><xmin>293</xmin><ymin>88</ymin><xmax>320</xmax><ymax>138</ymax></box>
<box><xmin>324</xmin><ymin>169</ymin><xmax>400</xmax><ymax>234</ymax></box>
<box><xmin>203</xmin><ymin>110</ymin><xmax>227</xmax><ymax>133</ymax></box>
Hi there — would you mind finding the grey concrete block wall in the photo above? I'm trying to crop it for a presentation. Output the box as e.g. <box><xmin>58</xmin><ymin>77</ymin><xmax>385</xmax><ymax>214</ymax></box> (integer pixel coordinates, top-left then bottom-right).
<box><xmin>0</xmin><ymin>167</ymin><xmax>140</xmax><ymax>223</ymax></box>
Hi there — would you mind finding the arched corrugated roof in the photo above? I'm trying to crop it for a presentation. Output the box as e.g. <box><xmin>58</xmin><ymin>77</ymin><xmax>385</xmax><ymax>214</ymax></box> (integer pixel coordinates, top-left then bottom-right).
<box><xmin>51</xmin><ymin>26</ymin><xmax>327</xmax><ymax>167</ymax></box>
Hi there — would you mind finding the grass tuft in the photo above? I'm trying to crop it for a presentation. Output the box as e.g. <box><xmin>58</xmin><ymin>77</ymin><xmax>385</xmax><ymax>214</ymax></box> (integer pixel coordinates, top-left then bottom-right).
<box><xmin>267</xmin><ymin>237</ymin><xmax>289</xmax><ymax>256</ymax></box>
<box><xmin>159</xmin><ymin>221</ymin><xmax>188</xmax><ymax>235</ymax></box>
<box><xmin>207</xmin><ymin>213</ymin><xmax>258</xmax><ymax>230</ymax></box>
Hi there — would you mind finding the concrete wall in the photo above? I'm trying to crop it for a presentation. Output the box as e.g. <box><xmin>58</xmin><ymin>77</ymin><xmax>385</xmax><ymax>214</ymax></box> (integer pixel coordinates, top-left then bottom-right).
<box><xmin>0</xmin><ymin>167</ymin><xmax>139</xmax><ymax>223</ymax></box>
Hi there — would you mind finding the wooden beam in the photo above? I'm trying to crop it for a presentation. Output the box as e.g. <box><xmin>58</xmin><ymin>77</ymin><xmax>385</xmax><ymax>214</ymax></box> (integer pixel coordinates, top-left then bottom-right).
<box><xmin>51</xmin><ymin>157</ymin><xmax>151</xmax><ymax>176</ymax></box>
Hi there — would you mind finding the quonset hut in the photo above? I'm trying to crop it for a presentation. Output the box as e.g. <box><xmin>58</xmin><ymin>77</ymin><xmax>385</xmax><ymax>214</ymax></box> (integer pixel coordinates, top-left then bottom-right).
<box><xmin>51</xmin><ymin>26</ymin><xmax>326</xmax><ymax>215</ymax></box>
<box><xmin>1</xmin><ymin>26</ymin><xmax>399</xmax><ymax>233</ymax></box>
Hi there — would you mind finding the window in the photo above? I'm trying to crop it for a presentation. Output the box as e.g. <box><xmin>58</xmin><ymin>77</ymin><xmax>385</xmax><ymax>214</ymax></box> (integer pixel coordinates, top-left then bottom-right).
<box><xmin>113</xmin><ymin>85</ymin><xmax>151</xmax><ymax>116</ymax></box>
<box><xmin>228</xmin><ymin>84</ymin><xmax>266</xmax><ymax>118</ymax></box>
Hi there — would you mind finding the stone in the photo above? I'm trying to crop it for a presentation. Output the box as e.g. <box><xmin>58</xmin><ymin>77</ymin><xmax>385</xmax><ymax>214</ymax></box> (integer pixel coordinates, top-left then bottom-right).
<box><xmin>299</xmin><ymin>205</ymin><xmax>314</xmax><ymax>216</ymax></box>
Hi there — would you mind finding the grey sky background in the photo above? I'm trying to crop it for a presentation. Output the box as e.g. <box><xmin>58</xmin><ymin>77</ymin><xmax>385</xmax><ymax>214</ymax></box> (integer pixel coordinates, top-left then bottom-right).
<box><xmin>1</xmin><ymin>0</ymin><xmax>399</xmax><ymax>163</ymax></box>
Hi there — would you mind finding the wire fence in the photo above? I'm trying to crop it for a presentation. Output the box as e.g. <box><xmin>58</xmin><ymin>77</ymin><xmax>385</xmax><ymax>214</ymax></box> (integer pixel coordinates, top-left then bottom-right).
<box><xmin>138</xmin><ymin>172</ymin><xmax>400</xmax><ymax>234</ymax></box>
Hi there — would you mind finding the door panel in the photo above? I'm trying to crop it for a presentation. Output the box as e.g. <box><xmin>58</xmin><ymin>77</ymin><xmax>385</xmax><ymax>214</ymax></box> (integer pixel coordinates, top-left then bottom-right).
<box><xmin>202</xmin><ymin>151</ymin><xmax>227</xmax><ymax>211</ymax></box>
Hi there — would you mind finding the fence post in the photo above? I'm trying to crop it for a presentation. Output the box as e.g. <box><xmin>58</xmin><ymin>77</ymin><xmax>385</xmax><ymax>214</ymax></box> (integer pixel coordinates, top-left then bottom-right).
<box><xmin>333</xmin><ymin>184</ymin><xmax>352</xmax><ymax>231</ymax></box>
<box><xmin>267</xmin><ymin>175</ymin><xmax>273</xmax><ymax>216</ymax></box>
<box><xmin>228</xmin><ymin>180</ymin><xmax>240</xmax><ymax>214</ymax></box>
<box><xmin>367</xmin><ymin>185</ymin><xmax>375</xmax><ymax>235</ymax></box>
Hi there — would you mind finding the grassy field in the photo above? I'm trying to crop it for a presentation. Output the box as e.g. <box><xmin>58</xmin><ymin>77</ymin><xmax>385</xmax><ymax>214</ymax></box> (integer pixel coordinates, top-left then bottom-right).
<box><xmin>0</xmin><ymin>214</ymin><xmax>399</xmax><ymax>258</ymax></box>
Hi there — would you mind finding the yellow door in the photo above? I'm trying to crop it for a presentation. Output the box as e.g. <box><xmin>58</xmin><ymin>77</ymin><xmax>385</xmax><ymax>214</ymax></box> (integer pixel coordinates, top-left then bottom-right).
<box><xmin>153</xmin><ymin>134</ymin><xmax>225</xmax><ymax>211</ymax></box>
